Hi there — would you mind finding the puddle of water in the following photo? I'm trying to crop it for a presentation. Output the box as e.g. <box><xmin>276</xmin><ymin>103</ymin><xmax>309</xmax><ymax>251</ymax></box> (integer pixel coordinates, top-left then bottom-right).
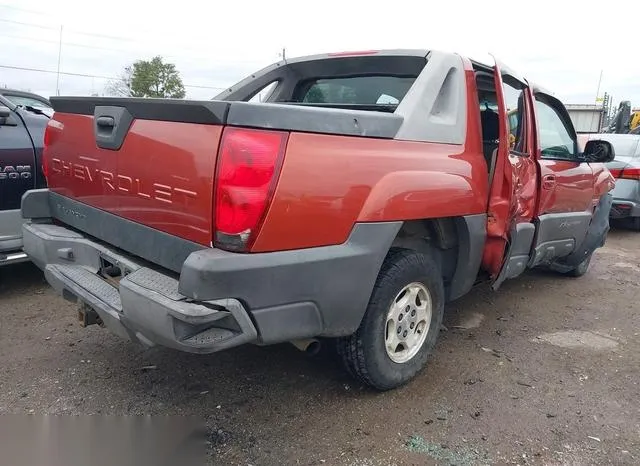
<box><xmin>535</xmin><ymin>330</ymin><xmax>619</xmax><ymax>350</ymax></box>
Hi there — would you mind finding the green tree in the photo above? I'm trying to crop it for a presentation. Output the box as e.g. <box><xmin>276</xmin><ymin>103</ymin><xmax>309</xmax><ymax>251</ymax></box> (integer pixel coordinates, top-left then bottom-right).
<box><xmin>106</xmin><ymin>56</ymin><xmax>186</xmax><ymax>99</ymax></box>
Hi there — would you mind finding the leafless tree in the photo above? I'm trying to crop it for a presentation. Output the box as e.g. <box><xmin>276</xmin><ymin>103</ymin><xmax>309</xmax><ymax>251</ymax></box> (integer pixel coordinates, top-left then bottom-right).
<box><xmin>104</xmin><ymin>66</ymin><xmax>134</xmax><ymax>97</ymax></box>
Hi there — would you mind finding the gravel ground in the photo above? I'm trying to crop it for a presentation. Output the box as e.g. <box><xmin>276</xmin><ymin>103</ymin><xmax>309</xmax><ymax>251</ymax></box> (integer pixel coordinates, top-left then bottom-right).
<box><xmin>0</xmin><ymin>229</ymin><xmax>639</xmax><ymax>465</ymax></box>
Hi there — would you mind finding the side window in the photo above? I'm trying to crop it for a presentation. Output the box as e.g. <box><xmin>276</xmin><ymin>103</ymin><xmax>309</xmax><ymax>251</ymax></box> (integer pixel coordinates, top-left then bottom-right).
<box><xmin>298</xmin><ymin>76</ymin><xmax>415</xmax><ymax>105</ymax></box>
<box><xmin>303</xmin><ymin>82</ymin><xmax>357</xmax><ymax>103</ymax></box>
<box><xmin>248</xmin><ymin>81</ymin><xmax>279</xmax><ymax>103</ymax></box>
<box><xmin>535</xmin><ymin>98</ymin><xmax>577</xmax><ymax>160</ymax></box>
<box><xmin>501</xmin><ymin>76</ymin><xmax>527</xmax><ymax>154</ymax></box>
<box><xmin>376</xmin><ymin>94</ymin><xmax>399</xmax><ymax>105</ymax></box>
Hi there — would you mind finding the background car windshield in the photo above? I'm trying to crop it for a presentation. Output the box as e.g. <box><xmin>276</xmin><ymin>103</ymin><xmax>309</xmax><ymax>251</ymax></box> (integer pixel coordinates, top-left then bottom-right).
<box><xmin>5</xmin><ymin>95</ymin><xmax>51</xmax><ymax>110</ymax></box>
<box><xmin>5</xmin><ymin>95</ymin><xmax>53</xmax><ymax>117</ymax></box>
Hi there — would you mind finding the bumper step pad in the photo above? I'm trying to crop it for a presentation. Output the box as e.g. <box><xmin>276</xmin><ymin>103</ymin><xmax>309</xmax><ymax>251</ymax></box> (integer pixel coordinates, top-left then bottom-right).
<box><xmin>52</xmin><ymin>264</ymin><xmax>122</xmax><ymax>311</ymax></box>
<box><xmin>42</xmin><ymin>261</ymin><xmax>257</xmax><ymax>354</ymax></box>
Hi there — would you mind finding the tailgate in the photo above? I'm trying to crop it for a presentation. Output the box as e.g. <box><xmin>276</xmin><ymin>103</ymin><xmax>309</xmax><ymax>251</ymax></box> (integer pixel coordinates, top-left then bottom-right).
<box><xmin>45</xmin><ymin>98</ymin><xmax>229</xmax><ymax>246</ymax></box>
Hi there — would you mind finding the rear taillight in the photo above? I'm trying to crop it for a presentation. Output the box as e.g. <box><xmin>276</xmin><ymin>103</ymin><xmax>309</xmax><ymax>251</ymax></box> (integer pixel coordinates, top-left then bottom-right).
<box><xmin>620</xmin><ymin>168</ymin><xmax>640</xmax><ymax>180</ymax></box>
<box><xmin>610</xmin><ymin>167</ymin><xmax>640</xmax><ymax>180</ymax></box>
<box><xmin>214</xmin><ymin>127</ymin><xmax>288</xmax><ymax>252</ymax></box>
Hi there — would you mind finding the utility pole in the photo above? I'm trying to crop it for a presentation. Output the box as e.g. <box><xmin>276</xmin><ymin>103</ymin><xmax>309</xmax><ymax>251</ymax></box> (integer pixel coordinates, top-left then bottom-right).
<box><xmin>55</xmin><ymin>25</ymin><xmax>63</xmax><ymax>96</ymax></box>
<box><xmin>281</xmin><ymin>47</ymin><xmax>287</xmax><ymax>63</ymax></box>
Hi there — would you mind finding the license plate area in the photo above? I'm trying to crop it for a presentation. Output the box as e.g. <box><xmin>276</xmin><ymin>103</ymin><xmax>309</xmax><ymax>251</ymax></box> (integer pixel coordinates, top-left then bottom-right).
<box><xmin>98</xmin><ymin>253</ymin><xmax>133</xmax><ymax>289</ymax></box>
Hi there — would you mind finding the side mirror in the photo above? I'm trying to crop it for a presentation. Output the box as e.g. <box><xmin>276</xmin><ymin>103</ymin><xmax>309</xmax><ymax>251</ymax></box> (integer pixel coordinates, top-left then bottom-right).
<box><xmin>582</xmin><ymin>139</ymin><xmax>615</xmax><ymax>163</ymax></box>
<box><xmin>0</xmin><ymin>105</ymin><xmax>11</xmax><ymax>126</ymax></box>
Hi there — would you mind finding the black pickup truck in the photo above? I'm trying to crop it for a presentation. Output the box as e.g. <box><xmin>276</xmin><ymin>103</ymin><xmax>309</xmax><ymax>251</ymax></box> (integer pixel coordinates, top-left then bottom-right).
<box><xmin>0</xmin><ymin>94</ymin><xmax>48</xmax><ymax>265</ymax></box>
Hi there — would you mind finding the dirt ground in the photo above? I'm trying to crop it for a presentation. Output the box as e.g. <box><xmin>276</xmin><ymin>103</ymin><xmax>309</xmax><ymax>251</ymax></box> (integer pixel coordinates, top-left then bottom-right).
<box><xmin>0</xmin><ymin>229</ymin><xmax>638</xmax><ymax>466</ymax></box>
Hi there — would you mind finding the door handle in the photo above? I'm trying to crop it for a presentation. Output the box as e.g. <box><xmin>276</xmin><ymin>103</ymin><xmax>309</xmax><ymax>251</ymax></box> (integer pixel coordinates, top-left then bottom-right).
<box><xmin>96</xmin><ymin>116</ymin><xmax>115</xmax><ymax>128</ymax></box>
<box><xmin>542</xmin><ymin>174</ymin><xmax>556</xmax><ymax>190</ymax></box>
<box><xmin>93</xmin><ymin>106</ymin><xmax>133</xmax><ymax>151</ymax></box>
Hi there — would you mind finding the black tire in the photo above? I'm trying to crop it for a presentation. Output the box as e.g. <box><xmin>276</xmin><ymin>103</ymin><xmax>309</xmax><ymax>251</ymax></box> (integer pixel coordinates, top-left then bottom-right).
<box><xmin>631</xmin><ymin>217</ymin><xmax>640</xmax><ymax>232</ymax></box>
<box><xmin>565</xmin><ymin>251</ymin><xmax>593</xmax><ymax>277</ymax></box>
<box><xmin>337</xmin><ymin>249</ymin><xmax>445</xmax><ymax>391</ymax></box>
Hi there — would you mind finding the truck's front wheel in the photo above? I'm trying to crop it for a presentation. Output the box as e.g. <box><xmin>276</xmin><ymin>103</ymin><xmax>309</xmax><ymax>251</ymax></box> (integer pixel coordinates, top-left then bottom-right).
<box><xmin>338</xmin><ymin>249</ymin><xmax>444</xmax><ymax>391</ymax></box>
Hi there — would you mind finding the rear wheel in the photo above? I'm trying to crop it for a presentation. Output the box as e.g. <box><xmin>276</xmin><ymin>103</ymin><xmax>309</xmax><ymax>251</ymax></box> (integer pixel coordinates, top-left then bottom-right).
<box><xmin>337</xmin><ymin>249</ymin><xmax>444</xmax><ymax>391</ymax></box>
<box><xmin>631</xmin><ymin>217</ymin><xmax>640</xmax><ymax>232</ymax></box>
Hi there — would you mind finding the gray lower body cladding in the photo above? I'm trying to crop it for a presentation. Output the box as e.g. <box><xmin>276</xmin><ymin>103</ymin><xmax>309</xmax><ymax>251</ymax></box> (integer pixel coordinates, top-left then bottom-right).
<box><xmin>21</xmin><ymin>189</ymin><xmax>486</xmax><ymax>353</ymax></box>
<box><xmin>528</xmin><ymin>211</ymin><xmax>594</xmax><ymax>269</ymax></box>
<box><xmin>22</xmin><ymin>220</ymin><xmax>402</xmax><ymax>352</ymax></box>
<box><xmin>558</xmin><ymin>193</ymin><xmax>613</xmax><ymax>268</ymax></box>
<box><xmin>21</xmin><ymin>190</ymin><xmax>404</xmax><ymax>352</ymax></box>
<box><xmin>179</xmin><ymin>223</ymin><xmax>402</xmax><ymax>341</ymax></box>
<box><xmin>22</xmin><ymin>189</ymin><xmax>204</xmax><ymax>273</ymax></box>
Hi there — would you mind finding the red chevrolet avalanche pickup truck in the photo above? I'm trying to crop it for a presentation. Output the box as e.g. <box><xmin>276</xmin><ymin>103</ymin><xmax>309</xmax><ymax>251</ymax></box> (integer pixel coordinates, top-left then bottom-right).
<box><xmin>21</xmin><ymin>49</ymin><xmax>616</xmax><ymax>390</ymax></box>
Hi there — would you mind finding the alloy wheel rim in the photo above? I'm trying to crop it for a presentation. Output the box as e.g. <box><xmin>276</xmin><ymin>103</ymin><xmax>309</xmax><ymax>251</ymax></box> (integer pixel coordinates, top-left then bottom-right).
<box><xmin>384</xmin><ymin>282</ymin><xmax>432</xmax><ymax>364</ymax></box>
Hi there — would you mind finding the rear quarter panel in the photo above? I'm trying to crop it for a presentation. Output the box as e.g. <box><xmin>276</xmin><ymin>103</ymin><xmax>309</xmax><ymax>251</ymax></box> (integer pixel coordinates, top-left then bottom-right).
<box><xmin>254</xmin><ymin>135</ymin><xmax>487</xmax><ymax>252</ymax></box>
<box><xmin>253</xmin><ymin>65</ymin><xmax>487</xmax><ymax>252</ymax></box>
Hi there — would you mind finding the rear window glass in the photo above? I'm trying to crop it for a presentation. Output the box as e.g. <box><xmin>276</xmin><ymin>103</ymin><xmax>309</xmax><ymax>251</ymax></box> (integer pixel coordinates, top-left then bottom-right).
<box><xmin>298</xmin><ymin>76</ymin><xmax>415</xmax><ymax>105</ymax></box>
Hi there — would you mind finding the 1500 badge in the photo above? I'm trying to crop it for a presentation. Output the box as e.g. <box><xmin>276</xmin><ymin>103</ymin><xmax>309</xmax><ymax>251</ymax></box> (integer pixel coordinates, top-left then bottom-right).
<box><xmin>0</xmin><ymin>165</ymin><xmax>32</xmax><ymax>180</ymax></box>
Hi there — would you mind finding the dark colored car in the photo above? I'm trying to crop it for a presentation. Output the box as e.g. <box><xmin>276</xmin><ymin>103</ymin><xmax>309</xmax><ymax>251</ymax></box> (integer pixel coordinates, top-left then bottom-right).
<box><xmin>0</xmin><ymin>94</ymin><xmax>49</xmax><ymax>265</ymax></box>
